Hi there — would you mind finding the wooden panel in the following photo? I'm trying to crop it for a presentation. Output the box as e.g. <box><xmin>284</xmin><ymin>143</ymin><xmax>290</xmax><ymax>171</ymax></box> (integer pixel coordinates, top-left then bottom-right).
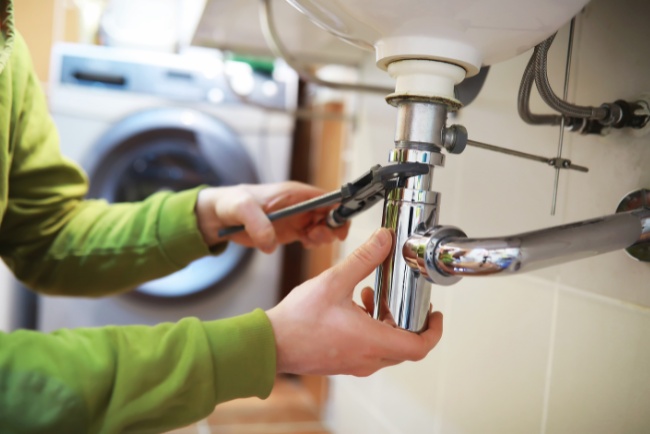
<box><xmin>279</xmin><ymin>80</ymin><xmax>313</xmax><ymax>301</ymax></box>
<box><xmin>301</xmin><ymin>100</ymin><xmax>347</xmax><ymax>414</ymax></box>
<box><xmin>14</xmin><ymin>0</ymin><xmax>80</xmax><ymax>83</ymax></box>
<box><xmin>14</xmin><ymin>0</ymin><xmax>56</xmax><ymax>82</ymax></box>
<box><xmin>306</xmin><ymin>101</ymin><xmax>345</xmax><ymax>278</ymax></box>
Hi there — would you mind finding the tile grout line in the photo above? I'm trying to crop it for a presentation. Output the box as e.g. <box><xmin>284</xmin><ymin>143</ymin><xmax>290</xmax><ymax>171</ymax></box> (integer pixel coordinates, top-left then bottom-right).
<box><xmin>557</xmin><ymin>280</ymin><xmax>650</xmax><ymax>314</ymax></box>
<box><xmin>539</xmin><ymin>284</ymin><xmax>559</xmax><ymax>434</ymax></box>
<box><xmin>518</xmin><ymin>273</ymin><xmax>650</xmax><ymax>315</ymax></box>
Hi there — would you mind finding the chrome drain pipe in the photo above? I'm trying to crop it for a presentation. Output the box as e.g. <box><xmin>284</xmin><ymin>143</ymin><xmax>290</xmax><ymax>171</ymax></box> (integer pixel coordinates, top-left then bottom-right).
<box><xmin>373</xmin><ymin>99</ymin><xmax>451</xmax><ymax>333</ymax></box>
<box><xmin>404</xmin><ymin>207</ymin><xmax>650</xmax><ymax>281</ymax></box>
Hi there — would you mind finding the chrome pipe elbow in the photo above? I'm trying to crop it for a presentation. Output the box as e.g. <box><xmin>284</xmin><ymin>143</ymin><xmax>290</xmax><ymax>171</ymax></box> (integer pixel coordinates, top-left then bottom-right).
<box><xmin>403</xmin><ymin>227</ymin><xmax>466</xmax><ymax>285</ymax></box>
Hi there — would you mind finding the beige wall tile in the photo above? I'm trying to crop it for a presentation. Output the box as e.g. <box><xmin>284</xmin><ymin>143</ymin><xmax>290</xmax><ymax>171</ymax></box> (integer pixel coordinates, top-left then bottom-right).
<box><xmin>553</xmin><ymin>0</ymin><xmax>650</xmax><ymax>307</ymax></box>
<box><xmin>369</xmin><ymin>346</ymin><xmax>446</xmax><ymax>433</ymax></box>
<box><xmin>437</xmin><ymin>276</ymin><xmax>556</xmax><ymax>434</ymax></box>
<box><xmin>328</xmin><ymin>377</ymin><xmax>401</xmax><ymax>434</ymax></box>
<box><xmin>365</xmin><ymin>283</ymin><xmax>453</xmax><ymax>433</ymax></box>
<box><xmin>332</xmin><ymin>276</ymin><xmax>555</xmax><ymax>434</ymax></box>
<box><xmin>545</xmin><ymin>288</ymin><xmax>650</xmax><ymax>434</ymax></box>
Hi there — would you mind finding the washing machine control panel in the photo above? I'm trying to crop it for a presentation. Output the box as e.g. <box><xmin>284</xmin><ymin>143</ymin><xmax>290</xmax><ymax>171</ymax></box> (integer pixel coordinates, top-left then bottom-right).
<box><xmin>52</xmin><ymin>44</ymin><xmax>294</xmax><ymax>110</ymax></box>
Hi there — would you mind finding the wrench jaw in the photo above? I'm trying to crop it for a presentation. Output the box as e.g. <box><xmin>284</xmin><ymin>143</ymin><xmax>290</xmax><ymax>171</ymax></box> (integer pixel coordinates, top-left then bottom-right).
<box><xmin>328</xmin><ymin>163</ymin><xmax>430</xmax><ymax>226</ymax></box>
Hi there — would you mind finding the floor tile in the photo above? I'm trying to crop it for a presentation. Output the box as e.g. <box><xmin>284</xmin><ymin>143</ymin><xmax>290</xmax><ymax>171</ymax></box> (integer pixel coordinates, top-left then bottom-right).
<box><xmin>207</xmin><ymin>375</ymin><xmax>329</xmax><ymax>433</ymax></box>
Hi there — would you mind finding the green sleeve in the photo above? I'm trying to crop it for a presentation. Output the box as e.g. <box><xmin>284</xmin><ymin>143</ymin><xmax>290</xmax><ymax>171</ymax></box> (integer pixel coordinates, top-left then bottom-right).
<box><xmin>0</xmin><ymin>32</ymin><xmax>222</xmax><ymax>296</ymax></box>
<box><xmin>0</xmin><ymin>309</ymin><xmax>277</xmax><ymax>434</ymax></box>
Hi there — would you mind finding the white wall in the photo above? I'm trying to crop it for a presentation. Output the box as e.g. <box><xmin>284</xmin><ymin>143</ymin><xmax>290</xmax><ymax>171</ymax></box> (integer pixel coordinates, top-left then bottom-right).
<box><xmin>0</xmin><ymin>263</ymin><xmax>18</xmax><ymax>332</ymax></box>
<box><xmin>328</xmin><ymin>0</ymin><xmax>650</xmax><ymax>432</ymax></box>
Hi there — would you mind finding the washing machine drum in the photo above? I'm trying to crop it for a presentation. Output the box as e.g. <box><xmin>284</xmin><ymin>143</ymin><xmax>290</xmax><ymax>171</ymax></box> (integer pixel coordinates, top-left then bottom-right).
<box><xmin>85</xmin><ymin>107</ymin><xmax>258</xmax><ymax>298</ymax></box>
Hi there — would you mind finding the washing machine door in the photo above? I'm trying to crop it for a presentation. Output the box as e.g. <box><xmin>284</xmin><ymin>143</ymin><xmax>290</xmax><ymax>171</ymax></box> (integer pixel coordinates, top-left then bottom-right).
<box><xmin>84</xmin><ymin>107</ymin><xmax>258</xmax><ymax>298</ymax></box>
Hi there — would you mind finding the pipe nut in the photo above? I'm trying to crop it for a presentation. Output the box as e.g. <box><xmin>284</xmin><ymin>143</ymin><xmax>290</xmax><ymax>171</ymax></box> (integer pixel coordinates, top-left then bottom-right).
<box><xmin>443</xmin><ymin>124</ymin><xmax>468</xmax><ymax>154</ymax></box>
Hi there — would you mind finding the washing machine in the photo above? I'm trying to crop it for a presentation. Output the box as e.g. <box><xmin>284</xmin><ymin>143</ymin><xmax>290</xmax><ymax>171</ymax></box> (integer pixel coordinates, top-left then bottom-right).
<box><xmin>37</xmin><ymin>43</ymin><xmax>297</xmax><ymax>331</ymax></box>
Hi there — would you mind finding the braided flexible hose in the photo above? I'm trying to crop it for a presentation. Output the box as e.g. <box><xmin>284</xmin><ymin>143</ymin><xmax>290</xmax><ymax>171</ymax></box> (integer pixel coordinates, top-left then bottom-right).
<box><xmin>517</xmin><ymin>49</ymin><xmax>564</xmax><ymax>125</ymax></box>
<box><xmin>533</xmin><ymin>34</ymin><xmax>609</xmax><ymax>120</ymax></box>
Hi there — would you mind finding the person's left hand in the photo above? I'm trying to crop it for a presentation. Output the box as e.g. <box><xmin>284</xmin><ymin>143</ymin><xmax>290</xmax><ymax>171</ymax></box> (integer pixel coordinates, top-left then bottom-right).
<box><xmin>266</xmin><ymin>228</ymin><xmax>444</xmax><ymax>376</ymax></box>
<box><xmin>195</xmin><ymin>182</ymin><xmax>350</xmax><ymax>253</ymax></box>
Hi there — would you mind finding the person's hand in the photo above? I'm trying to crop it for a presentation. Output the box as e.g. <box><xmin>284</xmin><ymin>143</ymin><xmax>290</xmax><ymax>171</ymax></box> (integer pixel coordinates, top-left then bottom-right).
<box><xmin>266</xmin><ymin>228</ymin><xmax>444</xmax><ymax>376</ymax></box>
<box><xmin>195</xmin><ymin>182</ymin><xmax>350</xmax><ymax>253</ymax></box>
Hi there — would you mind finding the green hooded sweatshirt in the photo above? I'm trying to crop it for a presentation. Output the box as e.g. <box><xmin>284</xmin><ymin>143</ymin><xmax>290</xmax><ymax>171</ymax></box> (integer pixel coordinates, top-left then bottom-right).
<box><xmin>0</xmin><ymin>2</ymin><xmax>276</xmax><ymax>433</ymax></box>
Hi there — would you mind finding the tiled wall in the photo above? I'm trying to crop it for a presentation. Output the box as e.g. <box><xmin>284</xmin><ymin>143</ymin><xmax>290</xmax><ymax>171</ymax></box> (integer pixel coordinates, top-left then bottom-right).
<box><xmin>327</xmin><ymin>0</ymin><xmax>650</xmax><ymax>432</ymax></box>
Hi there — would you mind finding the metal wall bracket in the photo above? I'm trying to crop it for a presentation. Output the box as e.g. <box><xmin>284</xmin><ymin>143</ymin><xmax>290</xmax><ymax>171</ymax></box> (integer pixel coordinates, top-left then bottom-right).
<box><xmin>616</xmin><ymin>188</ymin><xmax>650</xmax><ymax>262</ymax></box>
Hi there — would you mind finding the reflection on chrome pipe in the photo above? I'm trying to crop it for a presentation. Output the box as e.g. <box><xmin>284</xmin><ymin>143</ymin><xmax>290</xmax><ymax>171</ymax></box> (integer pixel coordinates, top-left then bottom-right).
<box><xmin>403</xmin><ymin>226</ymin><xmax>466</xmax><ymax>285</ymax></box>
<box><xmin>412</xmin><ymin>208</ymin><xmax>650</xmax><ymax>280</ymax></box>
<box><xmin>374</xmin><ymin>188</ymin><xmax>440</xmax><ymax>332</ymax></box>
<box><xmin>374</xmin><ymin>149</ymin><xmax>444</xmax><ymax>332</ymax></box>
<box><xmin>394</xmin><ymin>99</ymin><xmax>448</xmax><ymax>147</ymax></box>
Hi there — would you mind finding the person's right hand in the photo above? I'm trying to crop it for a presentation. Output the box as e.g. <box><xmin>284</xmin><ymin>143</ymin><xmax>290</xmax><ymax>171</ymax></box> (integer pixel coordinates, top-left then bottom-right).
<box><xmin>195</xmin><ymin>182</ymin><xmax>349</xmax><ymax>253</ymax></box>
<box><xmin>266</xmin><ymin>228</ymin><xmax>444</xmax><ymax>377</ymax></box>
